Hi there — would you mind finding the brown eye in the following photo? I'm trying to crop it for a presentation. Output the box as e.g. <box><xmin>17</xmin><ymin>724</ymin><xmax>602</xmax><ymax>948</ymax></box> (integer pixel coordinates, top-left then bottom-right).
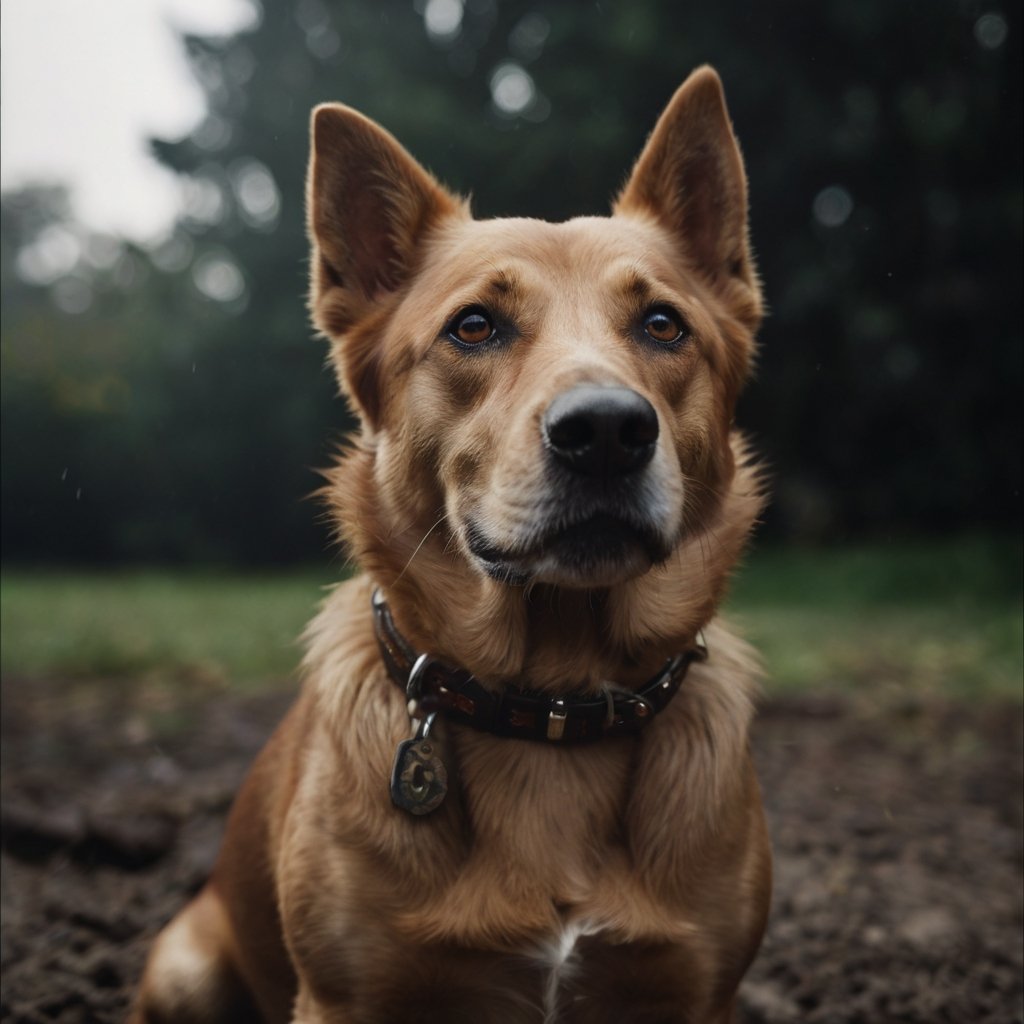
<box><xmin>643</xmin><ymin>308</ymin><xmax>686</xmax><ymax>344</ymax></box>
<box><xmin>451</xmin><ymin>310</ymin><xmax>494</xmax><ymax>345</ymax></box>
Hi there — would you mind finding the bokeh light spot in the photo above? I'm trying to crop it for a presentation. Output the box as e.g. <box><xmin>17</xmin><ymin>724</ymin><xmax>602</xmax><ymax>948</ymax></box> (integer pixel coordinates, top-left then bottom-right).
<box><xmin>15</xmin><ymin>225</ymin><xmax>82</xmax><ymax>285</ymax></box>
<box><xmin>424</xmin><ymin>0</ymin><xmax>463</xmax><ymax>41</ymax></box>
<box><xmin>182</xmin><ymin>176</ymin><xmax>227</xmax><ymax>225</ymax></box>
<box><xmin>490</xmin><ymin>62</ymin><xmax>536</xmax><ymax>115</ymax></box>
<box><xmin>509</xmin><ymin>13</ymin><xmax>550</xmax><ymax>61</ymax></box>
<box><xmin>148</xmin><ymin>233</ymin><xmax>195</xmax><ymax>274</ymax></box>
<box><xmin>813</xmin><ymin>186</ymin><xmax>854</xmax><ymax>228</ymax></box>
<box><xmin>974</xmin><ymin>12</ymin><xmax>1007</xmax><ymax>49</ymax></box>
<box><xmin>192</xmin><ymin>252</ymin><xmax>246</xmax><ymax>304</ymax></box>
<box><xmin>232</xmin><ymin>160</ymin><xmax>281</xmax><ymax>230</ymax></box>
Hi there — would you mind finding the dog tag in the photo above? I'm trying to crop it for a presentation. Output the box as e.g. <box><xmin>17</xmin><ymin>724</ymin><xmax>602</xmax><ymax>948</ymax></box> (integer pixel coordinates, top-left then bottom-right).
<box><xmin>390</xmin><ymin>713</ymin><xmax>448</xmax><ymax>815</ymax></box>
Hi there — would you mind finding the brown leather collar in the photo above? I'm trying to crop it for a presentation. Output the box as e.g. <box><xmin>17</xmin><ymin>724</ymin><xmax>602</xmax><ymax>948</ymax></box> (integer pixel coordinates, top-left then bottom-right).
<box><xmin>372</xmin><ymin>589</ymin><xmax>706</xmax><ymax>744</ymax></box>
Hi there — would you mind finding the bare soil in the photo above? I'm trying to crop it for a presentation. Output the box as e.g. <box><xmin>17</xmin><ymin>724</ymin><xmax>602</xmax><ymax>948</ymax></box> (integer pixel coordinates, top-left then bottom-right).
<box><xmin>1</xmin><ymin>675</ymin><xmax>1021</xmax><ymax>1023</ymax></box>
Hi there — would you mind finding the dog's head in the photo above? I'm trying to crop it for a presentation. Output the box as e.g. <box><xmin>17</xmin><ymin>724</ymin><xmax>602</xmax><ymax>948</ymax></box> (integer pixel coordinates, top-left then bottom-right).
<box><xmin>308</xmin><ymin>67</ymin><xmax>764</xmax><ymax>684</ymax></box>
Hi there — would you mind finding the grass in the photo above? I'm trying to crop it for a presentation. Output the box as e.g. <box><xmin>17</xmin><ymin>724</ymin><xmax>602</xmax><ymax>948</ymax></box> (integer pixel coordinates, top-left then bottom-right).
<box><xmin>1</xmin><ymin>537</ymin><xmax>1020</xmax><ymax>699</ymax></box>
<box><xmin>0</xmin><ymin>570</ymin><xmax>333</xmax><ymax>687</ymax></box>
<box><xmin>726</xmin><ymin>537</ymin><xmax>1022</xmax><ymax>699</ymax></box>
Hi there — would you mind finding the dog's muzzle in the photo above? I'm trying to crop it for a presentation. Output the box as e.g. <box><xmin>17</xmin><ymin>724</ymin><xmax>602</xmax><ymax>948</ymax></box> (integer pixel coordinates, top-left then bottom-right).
<box><xmin>463</xmin><ymin>385</ymin><xmax>673</xmax><ymax>587</ymax></box>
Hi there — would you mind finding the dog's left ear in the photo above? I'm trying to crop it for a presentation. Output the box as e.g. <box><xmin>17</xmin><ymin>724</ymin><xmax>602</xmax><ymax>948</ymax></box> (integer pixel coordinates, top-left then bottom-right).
<box><xmin>615</xmin><ymin>67</ymin><xmax>760</xmax><ymax>325</ymax></box>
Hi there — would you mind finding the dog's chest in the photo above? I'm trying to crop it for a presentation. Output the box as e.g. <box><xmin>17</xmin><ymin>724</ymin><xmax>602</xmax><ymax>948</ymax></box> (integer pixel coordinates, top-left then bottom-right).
<box><xmin>386</xmin><ymin>733</ymin><xmax>654</xmax><ymax>953</ymax></box>
<box><xmin>456</xmin><ymin>733</ymin><xmax>631</xmax><ymax>882</ymax></box>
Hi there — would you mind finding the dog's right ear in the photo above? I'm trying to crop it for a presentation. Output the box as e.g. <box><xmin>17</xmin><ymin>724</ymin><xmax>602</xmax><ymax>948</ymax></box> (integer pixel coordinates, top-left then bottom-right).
<box><xmin>307</xmin><ymin>105</ymin><xmax>462</xmax><ymax>422</ymax></box>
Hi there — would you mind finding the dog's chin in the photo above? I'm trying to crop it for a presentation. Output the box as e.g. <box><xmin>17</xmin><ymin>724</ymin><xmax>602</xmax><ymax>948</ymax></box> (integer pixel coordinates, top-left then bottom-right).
<box><xmin>467</xmin><ymin>514</ymin><xmax>670</xmax><ymax>590</ymax></box>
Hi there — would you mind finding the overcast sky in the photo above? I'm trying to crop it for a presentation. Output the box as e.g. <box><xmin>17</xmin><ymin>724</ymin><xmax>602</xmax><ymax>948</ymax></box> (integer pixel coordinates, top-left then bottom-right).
<box><xmin>1</xmin><ymin>0</ymin><xmax>255</xmax><ymax>242</ymax></box>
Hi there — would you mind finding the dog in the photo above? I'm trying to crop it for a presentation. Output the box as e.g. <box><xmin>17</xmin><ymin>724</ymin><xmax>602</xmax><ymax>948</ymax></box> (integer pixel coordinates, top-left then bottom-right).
<box><xmin>132</xmin><ymin>65</ymin><xmax>770</xmax><ymax>1024</ymax></box>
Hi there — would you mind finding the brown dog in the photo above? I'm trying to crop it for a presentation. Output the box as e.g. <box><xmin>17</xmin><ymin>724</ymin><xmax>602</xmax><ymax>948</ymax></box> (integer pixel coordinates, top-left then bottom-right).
<box><xmin>132</xmin><ymin>65</ymin><xmax>770</xmax><ymax>1024</ymax></box>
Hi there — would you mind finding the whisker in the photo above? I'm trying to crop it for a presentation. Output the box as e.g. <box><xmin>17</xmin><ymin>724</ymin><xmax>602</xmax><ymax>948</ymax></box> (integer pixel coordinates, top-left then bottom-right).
<box><xmin>682</xmin><ymin>476</ymin><xmax>729</xmax><ymax>502</ymax></box>
<box><xmin>394</xmin><ymin>513</ymin><xmax>448</xmax><ymax>583</ymax></box>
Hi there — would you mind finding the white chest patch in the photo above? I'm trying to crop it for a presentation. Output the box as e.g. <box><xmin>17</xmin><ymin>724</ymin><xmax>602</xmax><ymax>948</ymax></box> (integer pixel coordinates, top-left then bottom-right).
<box><xmin>530</xmin><ymin>920</ymin><xmax>600</xmax><ymax>1022</ymax></box>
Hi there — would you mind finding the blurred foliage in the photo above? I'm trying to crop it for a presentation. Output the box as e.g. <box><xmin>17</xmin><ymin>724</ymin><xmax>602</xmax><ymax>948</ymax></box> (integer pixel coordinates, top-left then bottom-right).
<box><xmin>2</xmin><ymin>540</ymin><xmax>1019</xmax><ymax>696</ymax></box>
<box><xmin>1</xmin><ymin>0</ymin><xmax>1021</xmax><ymax>564</ymax></box>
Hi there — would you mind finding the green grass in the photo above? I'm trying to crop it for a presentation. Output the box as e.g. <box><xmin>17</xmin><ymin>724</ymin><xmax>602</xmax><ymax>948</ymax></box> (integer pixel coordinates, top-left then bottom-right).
<box><xmin>726</xmin><ymin>537</ymin><xmax>1022</xmax><ymax>699</ymax></box>
<box><xmin>1</xmin><ymin>538</ymin><xmax>1020</xmax><ymax>699</ymax></box>
<box><xmin>0</xmin><ymin>569</ymin><xmax>334</xmax><ymax>687</ymax></box>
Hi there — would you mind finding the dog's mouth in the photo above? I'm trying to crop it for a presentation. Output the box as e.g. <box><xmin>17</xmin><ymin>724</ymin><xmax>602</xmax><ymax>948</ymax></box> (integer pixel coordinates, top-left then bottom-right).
<box><xmin>465</xmin><ymin>513</ymin><xmax>671</xmax><ymax>588</ymax></box>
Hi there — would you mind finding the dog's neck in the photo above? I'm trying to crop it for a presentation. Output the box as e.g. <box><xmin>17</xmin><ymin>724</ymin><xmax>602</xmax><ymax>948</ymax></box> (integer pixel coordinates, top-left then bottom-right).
<box><xmin>330</xmin><ymin>435</ymin><xmax>763</xmax><ymax>693</ymax></box>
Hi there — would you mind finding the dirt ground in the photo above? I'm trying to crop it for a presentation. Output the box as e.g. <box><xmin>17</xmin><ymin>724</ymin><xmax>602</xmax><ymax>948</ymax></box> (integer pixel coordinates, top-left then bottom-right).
<box><xmin>1</xmin><ymin>674</ymin><xmax>1021</xmax><ymax>1024</ymax></box>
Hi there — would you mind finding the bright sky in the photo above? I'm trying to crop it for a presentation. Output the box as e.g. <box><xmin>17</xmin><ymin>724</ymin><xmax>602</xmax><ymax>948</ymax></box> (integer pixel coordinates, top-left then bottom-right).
<box><xmin>0</xmin><ymin>0</ymin><xmax>256</xmax><ymax>242</ymax></box>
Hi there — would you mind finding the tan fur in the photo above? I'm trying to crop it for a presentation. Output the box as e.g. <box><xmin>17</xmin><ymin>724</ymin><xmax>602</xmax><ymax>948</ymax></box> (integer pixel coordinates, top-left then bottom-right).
<box><xmin>133</xmin><ymin>65</ymin><xmax>772</xmax><ymax>1024</ymax></box>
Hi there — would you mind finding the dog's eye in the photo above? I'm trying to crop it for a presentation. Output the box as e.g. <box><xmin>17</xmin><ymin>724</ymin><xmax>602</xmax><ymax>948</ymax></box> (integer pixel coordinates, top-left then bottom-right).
<box><xmin>449</xmin><ymin>310</ymin><xmax>495</xmax><ymax>346</ymax></box>
<box><xmin>642</xmin><ymin>308</ymin><xmax>687</xmax><ymax>344</ymax></box>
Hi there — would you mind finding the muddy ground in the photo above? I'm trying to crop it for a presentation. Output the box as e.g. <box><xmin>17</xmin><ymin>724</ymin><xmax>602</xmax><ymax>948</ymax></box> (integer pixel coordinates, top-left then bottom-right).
<box><xmin>1</xmin><ymin>674</ymin><xmax>1021</xmax><ymax>1024</ymax></box>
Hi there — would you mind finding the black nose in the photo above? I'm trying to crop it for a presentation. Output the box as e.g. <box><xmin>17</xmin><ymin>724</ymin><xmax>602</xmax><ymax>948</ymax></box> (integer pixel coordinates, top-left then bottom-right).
<box><xmin>542</xmin><ymin>385</ymin><xmax>659</xmax><ymax>479</ymax></box>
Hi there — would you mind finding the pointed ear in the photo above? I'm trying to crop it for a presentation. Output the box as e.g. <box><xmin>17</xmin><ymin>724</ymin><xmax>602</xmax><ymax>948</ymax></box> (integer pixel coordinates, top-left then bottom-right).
<box><xmin>307</xmin><ymin>104</ymin><xmax>462</xmax><ymax>337</ymax></box>
<box><xmin>615</xmin><ymin>67</ymin><xmax>760</xmax><ymax>323</ymax></box>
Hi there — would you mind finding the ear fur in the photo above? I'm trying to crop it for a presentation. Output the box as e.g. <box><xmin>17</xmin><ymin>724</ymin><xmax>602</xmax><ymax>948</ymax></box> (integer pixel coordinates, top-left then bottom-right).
<box><xmin>615</xmin><ymin>66</ymin><xmax>761</xmax><ymax>326</ymax></box>
<box><xmin>307</xmin><ymin>105</ymin><xmax>463</xmax><ymax>422</ymax></box>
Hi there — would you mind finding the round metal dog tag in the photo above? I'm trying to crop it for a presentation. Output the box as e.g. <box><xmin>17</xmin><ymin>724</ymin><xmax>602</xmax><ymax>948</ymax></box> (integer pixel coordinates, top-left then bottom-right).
<box><xmin>390</xmin><ymin>737</ymin><xmax>448</xmax><ymax>815</ymax></box>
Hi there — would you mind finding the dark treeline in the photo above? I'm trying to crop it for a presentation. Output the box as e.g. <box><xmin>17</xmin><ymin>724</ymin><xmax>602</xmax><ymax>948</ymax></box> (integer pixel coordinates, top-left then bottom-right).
<box><xmin>2</xmin><ymin>0</ymin><xmax>1020</xmax><ymax>565</ymax></box>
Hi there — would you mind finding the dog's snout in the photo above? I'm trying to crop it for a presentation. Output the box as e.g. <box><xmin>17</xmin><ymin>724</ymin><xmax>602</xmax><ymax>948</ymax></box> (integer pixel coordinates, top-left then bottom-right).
<box><xmin>543</xmin><ymin>385</ymin><xmax>659</xmax><ymax>478</ymax></box>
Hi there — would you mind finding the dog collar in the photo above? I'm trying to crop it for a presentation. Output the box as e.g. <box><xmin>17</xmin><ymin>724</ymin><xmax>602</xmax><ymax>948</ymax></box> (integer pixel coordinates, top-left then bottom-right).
<box><xmin>372</xmin><ymin>588</ymin><xmax>707</xmax><ymax>745</ymax></box>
